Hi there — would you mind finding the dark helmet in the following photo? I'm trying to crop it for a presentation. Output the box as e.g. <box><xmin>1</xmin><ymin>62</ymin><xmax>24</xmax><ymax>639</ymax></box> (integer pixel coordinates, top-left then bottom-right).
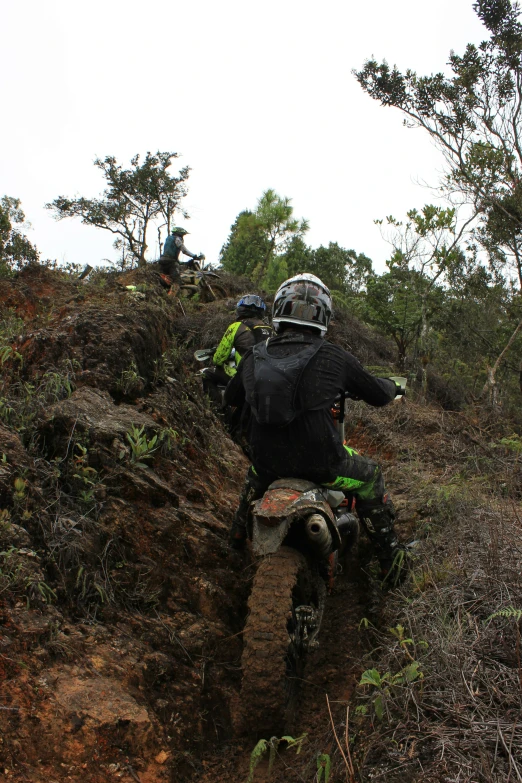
<box><xmin>171</xmin><ymin>226</ymin><xmax>189</xmax><ymax>235</ymax></box>
<box><xmin>236</xmin><ymin>294</ymin><xmax>266</xmax><ymax>319</ymax></box>
<box><xmin>272</xmin><ymin>273</ymin><xmax>332</xmax><ymax>334</ymax></box>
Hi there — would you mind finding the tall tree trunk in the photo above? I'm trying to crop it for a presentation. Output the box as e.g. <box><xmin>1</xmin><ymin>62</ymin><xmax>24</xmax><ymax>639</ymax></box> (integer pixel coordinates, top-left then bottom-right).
<box><xmin>256</xmin><ymin>239</ymin><xmax>276</xmax><ymax>284</ymax></box>
<box><xmin>419</xmin><ymin>293</ymin><xmax>429</xmax><ymax>402</ymax></box>
<box><xmin>480</xmin><ymin>316</ymin><xmax>522</xmax><ymax>403</ymax></box>
<box><xmin>138</xmin><ymin>218</ymin><xmax>149</xmax><ymax>267</ymax></box>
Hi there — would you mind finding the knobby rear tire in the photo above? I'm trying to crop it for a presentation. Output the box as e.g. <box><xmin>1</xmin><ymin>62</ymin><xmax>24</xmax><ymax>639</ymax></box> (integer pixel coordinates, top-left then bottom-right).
<box><xmin>238</xmin><ymin>546</ymin><xmax>310</xmax><ymax>737</ymax></box>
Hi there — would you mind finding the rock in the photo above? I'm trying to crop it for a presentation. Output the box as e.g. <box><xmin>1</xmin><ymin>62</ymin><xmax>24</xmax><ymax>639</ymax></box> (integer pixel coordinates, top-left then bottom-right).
<box><xmin>141</xmin><ymin>651</ymin><xmax>176</xmax><ymax>685</ymax></box>
<box><xmin>39</xmin><ymin>387</ymin><xmax>158</xmax><ymax>454</ymax></box>
<box><xmin>38</xmin><ymin>387</ymin><xmax>179</xmax><ymax>505</ymax></box>
<box><xmin>0</xmin><ymin>519</ymin><xmax>31</xmax><ymax>549</ymax></box>
<box><xmin>54</xmin><ymin>673</ymin><xmax>153</xmax><ymax>755</ymax></box>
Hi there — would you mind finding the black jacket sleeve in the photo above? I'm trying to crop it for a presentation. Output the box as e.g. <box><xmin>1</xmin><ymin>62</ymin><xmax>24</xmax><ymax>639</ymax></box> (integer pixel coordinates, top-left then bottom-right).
<box><xmin>342</xmin><ymin>351</ymin><xmax>397</xmax><ymax>407</ymax></box>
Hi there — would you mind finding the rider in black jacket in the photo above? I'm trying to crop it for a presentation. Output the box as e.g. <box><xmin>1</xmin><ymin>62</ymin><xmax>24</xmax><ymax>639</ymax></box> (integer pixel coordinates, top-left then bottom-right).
<box><xmin>225</xmin><ymin>273</ymin><xmax>406</xmax><ymax>581</ymax></box>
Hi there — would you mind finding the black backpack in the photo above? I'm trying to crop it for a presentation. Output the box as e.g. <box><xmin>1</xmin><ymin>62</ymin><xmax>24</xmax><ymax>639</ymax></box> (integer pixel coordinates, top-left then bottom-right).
<box><xmin>249</xmin><ymin>338</ymin><xmax>323</xmax><ymax>426</ymax></box>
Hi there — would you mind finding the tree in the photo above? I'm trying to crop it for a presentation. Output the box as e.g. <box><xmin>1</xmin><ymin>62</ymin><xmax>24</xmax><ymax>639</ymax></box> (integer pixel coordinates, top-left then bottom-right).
<box><xmin>0</xmin><ymin>196</ymin><xmax>39</xmax><ymax>274</ymax></box>
<box><xmin>306</xmin><ymin>243</ymin><xmax>374</xmax><ymax>298</ymax></box>
<box><xmin>365</xmin><ymin>265</ymin><xmax>431</xmax><ymax>371</ymax></box>
<box><xmin>219</xmin><ymin>210</ymin><xmax>271</xmax><ymax>278</ymax></box>
<box><xmin>220</xmin><ymin>189</ymin><xmax>309</xmax><ymax>284</ymax></box>
<box><xmin>375</xmin><ymin>206</ymin><xmax>467</xmax><ymax>393</ymax></box>
<box><xmin>355</xmin><ymin>0</ymin><xmax>522</xmax><ymax>399</ymax></box>
<box><xmin>47</xmin><ymin>151</ymin><xmax>190</xmax><ymax>267</ymax></box>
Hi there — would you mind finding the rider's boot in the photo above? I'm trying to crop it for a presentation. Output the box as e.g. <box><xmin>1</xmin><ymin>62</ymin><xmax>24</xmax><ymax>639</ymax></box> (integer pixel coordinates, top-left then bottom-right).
<box><xmin>229</xmin><ymin>470</ymin><xmax>265</xmax><ymax>550</ymax></box>
<box><xmin>356</xmin><ymin>496</ymin><xmax>408</xmax><ymax>584</ymax></box>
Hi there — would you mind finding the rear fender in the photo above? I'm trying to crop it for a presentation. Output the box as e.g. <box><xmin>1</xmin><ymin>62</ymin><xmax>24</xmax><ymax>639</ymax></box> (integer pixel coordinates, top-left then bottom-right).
<box><xmin>251</xmin><ymin>516</ymin><xmax>293</xmax><ymax>557</ymax></box>
<box><xmin>251</xmin><ymin>488</ymin><xmax>342</xmax><ymax>556</ymax></box>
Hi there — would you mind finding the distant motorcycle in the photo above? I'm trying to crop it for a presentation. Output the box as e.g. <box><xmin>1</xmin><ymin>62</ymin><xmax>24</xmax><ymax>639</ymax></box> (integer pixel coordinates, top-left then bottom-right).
<box><xmin>159</xmin><ymin>257</ymin><xmax>227</xmax><ymax>303</ymax></box>
<box><xmin>193</xmin><ymin>346</ymin><xmax>231</xmax><ymax>404</ymax></box>
<box><xmin>180</xmin><ymin>257</ymin><xmax>227</xmax><ymax>302</ymax></box>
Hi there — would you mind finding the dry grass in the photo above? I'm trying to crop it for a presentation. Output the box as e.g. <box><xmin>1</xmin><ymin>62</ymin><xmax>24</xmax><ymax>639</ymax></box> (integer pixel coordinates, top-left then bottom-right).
<box><xmin>351</xmin><ymin>498</ymin><xmax>522</xmax><ymax>782</ymax></box>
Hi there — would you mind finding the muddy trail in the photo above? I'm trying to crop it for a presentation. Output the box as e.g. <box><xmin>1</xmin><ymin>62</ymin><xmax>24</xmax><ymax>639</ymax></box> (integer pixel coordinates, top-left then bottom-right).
<box><xmin>197</xmin><ymin>561</ymin><xmax>373</xmax><ymax>783</ymax></box>
<box><xmin>2</xmin><ymin>262</ymin><xmax>515</xmax><ymax>783</ymax></box>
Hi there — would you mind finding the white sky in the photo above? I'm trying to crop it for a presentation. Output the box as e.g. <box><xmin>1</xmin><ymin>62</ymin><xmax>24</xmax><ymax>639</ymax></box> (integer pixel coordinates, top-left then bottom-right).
<box><xmin>2</xmin><ymin>0</ymin><xmax>485</xmax><ymax>272</ymax></box>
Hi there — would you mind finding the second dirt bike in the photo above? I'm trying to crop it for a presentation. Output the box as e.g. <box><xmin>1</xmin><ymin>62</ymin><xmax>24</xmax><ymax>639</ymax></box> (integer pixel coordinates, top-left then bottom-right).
<box><xmin>179</xmin><ymin>260</ymin><xmax>227</xmax><ymax>302</ymax></box>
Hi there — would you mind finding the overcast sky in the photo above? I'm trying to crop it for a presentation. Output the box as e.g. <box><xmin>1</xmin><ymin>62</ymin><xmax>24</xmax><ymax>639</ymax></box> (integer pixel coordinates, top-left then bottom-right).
<box><xmin>2</xmin><ymin>0</ymin><xmax>485</xmax><ymax>272</ymax></box>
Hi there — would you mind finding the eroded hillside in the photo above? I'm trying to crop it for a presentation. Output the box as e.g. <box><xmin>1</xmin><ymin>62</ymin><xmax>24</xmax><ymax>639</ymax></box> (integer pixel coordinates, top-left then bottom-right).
<box><xmin>0</xmin><ymin>264</ymin><xmax>521</xmax><ymax>783</ymax></box>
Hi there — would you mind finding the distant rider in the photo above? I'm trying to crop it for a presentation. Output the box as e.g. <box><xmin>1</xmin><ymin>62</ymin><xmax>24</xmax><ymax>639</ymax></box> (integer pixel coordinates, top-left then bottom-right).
<box><xmin>224</xmin><ymin>273</ymin><xmax>407</xmax><ymax>583</ymax></box>
<box><xmin>202</xmin><ymin>295</ymin><xmax>274</xmax><ymax>404</ymax></box>
<box><xmin>159</xmin><ymin>227</ymin><xmax>203</xmax><ymax>284</ymax></box>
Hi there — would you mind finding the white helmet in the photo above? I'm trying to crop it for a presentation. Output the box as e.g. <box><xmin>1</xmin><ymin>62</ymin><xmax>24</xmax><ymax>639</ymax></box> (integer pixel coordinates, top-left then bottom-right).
<box><xmin>272</xmin><ymin>273</ymin><xmax>332</xmax><ymax>334</ymax></box>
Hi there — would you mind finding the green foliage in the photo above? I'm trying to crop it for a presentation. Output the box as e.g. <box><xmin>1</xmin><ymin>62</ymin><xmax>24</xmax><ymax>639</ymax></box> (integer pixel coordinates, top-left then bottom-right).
<box><xmin>47</xmin><ymin>151</ymin><xmax>190</xmax><ymax>267</ymax></box>
<box><xmin>355</xmin><ymin>1</ymin><xmax>522</xmax><ymax>289</ymax></box>
<box><xmin>220</xmin><ymin>210</ymin><xmax>271</xmax><ymax>278</ymax></box>
<box><xmin>499</xmin><ymin>434</ymin><xmax>522</xmax><ymax>453</ymax></box>
<box><xmin>117</xmin><ymin>362</ymin><xmax>143</xmax><ymax>396</ymax></box>
<box><xmin>13</xmin><ymin>478</ymin><xmax>26</xmax><ymax>503</ymax></box>
<box><xmin>0</xmin><ymin>196</ymin><xmax>39</xmax><ymax>274</ymax></box>
<box><xmin>158</xmin><ymin>427</ymin><xmax>180</xmax><ymax>453</ymax></box>
<box><xmin>220</xmin><ymin>197</ymin><xmax>375</xmax><ymax>298</ymax></box>
<box><xmin>316</xmin><ymin>753</ymin><xmax>331</xmax><ymax>782</ymax></box>
<box><xmin>246</xmin><ymin>735</ymin><xmax>307</xmax><ymax>783</ymax></box>
<box><xmin>124</xmin><ymin>425</ymin><xmax>159</xmax><ymax>466</ymax></box>
<box><xmin>358</xmin><ymin>626</ymin><xmax>425</xmax><ymax>720</ymax></box>
<box><xmin>220</xmin><ymin>189</ymin><xmax>309</xmax><ymax>284</ymax></box>
<box><xmin>359</xmin><ymin>661</ymin><xmax>424</xmax><ymax>720</ymax></box>
<box><xmin>0</xmin><ymin>364</ymin><xmax>75</xmax><ymax>438</ymax></box>
<box><xmin>0</xmin><ymin>346</ymin><xmax>23</xmax><ymax>367</ymax></box>
<box><xmin>0</xmin><ymin>547</ymin><xmax>56</xmax><ymax>606</ymax></box>
<box><xmin>487</xmin><ymin>606</ymin><xmax>522</xmax><ymax>622</ymax></box>
<box><xmin>71</xmin><ymin>444</ymin><xmax>100</xmax><ymax>506</ymax></box>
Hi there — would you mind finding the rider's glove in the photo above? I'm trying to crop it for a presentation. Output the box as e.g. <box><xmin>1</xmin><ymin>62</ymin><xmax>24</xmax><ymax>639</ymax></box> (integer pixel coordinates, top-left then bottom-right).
<box><xmin>388</xmin><ymin>376</ymin><xmax>407</xmax><ymax>397</ymax></box>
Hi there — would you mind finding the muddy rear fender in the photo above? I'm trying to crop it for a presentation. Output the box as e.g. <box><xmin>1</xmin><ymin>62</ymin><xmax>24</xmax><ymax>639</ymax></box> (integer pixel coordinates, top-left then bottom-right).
<box><xmin>251</xmin><ymin>517</ymin><xmax>293</xmax><ymax>557</ymax></box>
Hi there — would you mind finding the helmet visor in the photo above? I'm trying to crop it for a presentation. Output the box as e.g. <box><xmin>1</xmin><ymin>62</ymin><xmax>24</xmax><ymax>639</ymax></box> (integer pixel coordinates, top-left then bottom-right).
<box><xmin>237</xmin><ymin>295</ymin><xmax>266</xmax><ymax>310</ymax></box>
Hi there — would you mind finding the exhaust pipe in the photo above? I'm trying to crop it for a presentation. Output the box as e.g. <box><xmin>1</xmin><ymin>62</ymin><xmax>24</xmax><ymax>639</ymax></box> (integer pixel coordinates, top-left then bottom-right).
<box><xmin>305</xmin><ymin>514</ymin><xmax>332</xmax><ymax>556</ymax></box>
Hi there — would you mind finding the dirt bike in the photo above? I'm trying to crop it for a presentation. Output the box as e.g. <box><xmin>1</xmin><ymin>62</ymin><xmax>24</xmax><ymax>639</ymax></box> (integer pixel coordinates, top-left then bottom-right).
<box><xmin>193</xmin><ymin>346</ymin><xmax>232</xmax><ymax>404</ymax></box>
<box><xmin>179</xmin><ymin>258</ymin><xmax>227</xmax><ymax>302</ymax></box>
<box><xmin>236</xmin><ymin>395</ymin><xmax>360</xmax><ymax>736</ymax></box>
<box><xmin>235</xmin><ymin>381</ymin><xmax>412</xmax><ymax>735</ymax></box>
<box><xmin>158</xmin><ymin>258</ymin><xmax>227</xmax><ymax>303</ymax></box>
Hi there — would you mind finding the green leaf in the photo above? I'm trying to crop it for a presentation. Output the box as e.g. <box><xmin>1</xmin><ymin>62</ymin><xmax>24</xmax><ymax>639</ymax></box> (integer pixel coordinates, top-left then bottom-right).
<box><xmin>246</xmin><ymin>739</ymin><xmax>268</xmax><ymax>783</ymax></box>
<box><xmin>402</xmin><ymin>661</ymin><xmax>423</xmax><ymax>683</ymax></box>
<box><xmin>360</xmin><ymin>668</ymin><xmax>382</xmax><ymax>688</ymax></box>
<box><xmin>374</xmin><ymin>693</ymin><xmax>384</xmax><ymax>720</ymax></box>
<box><xmin>317</xmin><ymin>754</ymin><xmax>331</xmax><ymax>783</ymax></box>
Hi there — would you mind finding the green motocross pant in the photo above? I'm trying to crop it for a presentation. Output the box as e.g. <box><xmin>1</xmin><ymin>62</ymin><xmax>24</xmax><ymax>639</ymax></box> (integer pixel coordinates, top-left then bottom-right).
<box><xmin>251</xmin><ymin>444</ymin><xmax>386</xmax><ymax>503</ymax></box>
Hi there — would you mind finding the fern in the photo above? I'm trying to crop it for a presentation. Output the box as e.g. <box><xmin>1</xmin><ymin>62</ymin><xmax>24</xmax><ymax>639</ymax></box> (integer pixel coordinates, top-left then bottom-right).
<box><xmin>246</xmin><ymin>735</ymin><xmax>307</xmax><ymax>783</ymax></box>
<box><xmin>487</xmin><ymin>606</ymin><xmax>522</xmax><ymax>622</ymax></box>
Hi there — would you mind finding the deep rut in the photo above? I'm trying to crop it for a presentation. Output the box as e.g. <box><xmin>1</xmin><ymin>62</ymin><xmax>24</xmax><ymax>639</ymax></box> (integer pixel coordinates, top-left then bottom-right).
<box><xmin>198</xmin><ymin>552</ymin><xmax>373</xmax><ymax>783</ymax></box>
